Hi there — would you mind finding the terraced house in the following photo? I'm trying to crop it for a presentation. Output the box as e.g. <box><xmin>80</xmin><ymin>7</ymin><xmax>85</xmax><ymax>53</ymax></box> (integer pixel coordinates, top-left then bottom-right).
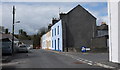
<box><xmin>51</xmin><ymin>20</ymin><xmax>63</xmax><ymax>51</ymax></box>
<box><xmin>41</xmin><ymin>5</ymin><xmax>97</xmax><ymax>52</ymax></box>
<box><xmin>41</xmin><ymin>30</ymin><xmax>52</xmax><ymax>50</ymax></box>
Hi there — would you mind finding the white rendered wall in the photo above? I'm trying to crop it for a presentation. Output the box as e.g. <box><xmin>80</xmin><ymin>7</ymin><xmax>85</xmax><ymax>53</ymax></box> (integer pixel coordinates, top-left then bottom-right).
<box><xmin>41</xmin><ymin>34</ymin><xmax>47</xmax><ymax>49</ymax></box>
<box><xmin>51</xmin><ymin>20</ymin><xmax>63</xmax><ymax>51</ymax></box>
<box><xmin>46</xmin><ymin>30</ymin><xmax>52</xmax><ymax>49</ymax></box>
<box><xmin>108</xmin><ymin>1</ymin><xmax>119</xmax><ymax>63</ymax></box>
<box><xmin>118</xmin><ymin>1</ymin><xmax>120</xmax><ymax>63</ymax></box>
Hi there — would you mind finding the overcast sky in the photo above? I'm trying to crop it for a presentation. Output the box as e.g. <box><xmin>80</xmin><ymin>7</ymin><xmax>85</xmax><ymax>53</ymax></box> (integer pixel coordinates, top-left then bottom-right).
<box><xmin>1</xmin><ymin>2</ymin><xmax>108</xmax><ymax>35</ymax></box>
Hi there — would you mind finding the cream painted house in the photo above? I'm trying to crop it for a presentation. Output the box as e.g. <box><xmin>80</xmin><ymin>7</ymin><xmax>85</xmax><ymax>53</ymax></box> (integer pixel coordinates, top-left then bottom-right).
<box><xmin>46</xmin><ymin>30</ymin><xmax>51</xmax><ymax>50</ymax></box>
<box><xmin>41</xmin><ymin>34</ymin><xmax>46</xmax><ymax>49</ymax></box>
<box><xmin>41</xmin><ymin>30</ymin><xmax>52</xmax><ymax>50</ymax></box>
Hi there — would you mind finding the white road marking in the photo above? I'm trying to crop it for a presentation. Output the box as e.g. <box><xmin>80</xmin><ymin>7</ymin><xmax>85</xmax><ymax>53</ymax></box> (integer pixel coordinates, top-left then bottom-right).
<box><xmin>60</xmin><ymin>52</ymin><xmax>116</xmax><ymax>69</ymax></box>
<box><xmin>1</xmin><ymin>61</ymin><xmax>26</xmax><ymax>67</ymax></box>
<box><xmin>48</xmin><ymin>50</ymin><xmax>117</xmax><ymax>69</ymax></box>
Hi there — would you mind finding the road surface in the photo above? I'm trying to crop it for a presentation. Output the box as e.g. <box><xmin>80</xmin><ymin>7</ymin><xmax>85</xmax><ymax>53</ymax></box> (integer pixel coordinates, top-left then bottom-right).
<box><xmin>2</xmin><ymin>49</ymin><xmax>108</xmax><ymax>69</ymax></box>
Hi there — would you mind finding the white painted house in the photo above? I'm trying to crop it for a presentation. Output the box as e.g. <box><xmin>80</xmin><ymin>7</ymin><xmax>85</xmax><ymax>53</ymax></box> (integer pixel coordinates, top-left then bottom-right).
<box><xmin>108</xmin><ymin>0</ymin><xmax>120</xmax><ymax>63</ymax></box>
<box><xmin>41</xmin><ymin>30</ymin><xmax>52</xmax><ymax>50</ymax></box>
<box><xmin>41</xmin><ymin>34</ymin><xmax>46</xmax><ymax>49</ymax></box>
<box><xmin>51</xmin><ymin>20</ymin><xmax>63</xmax><ymax>51</ymax></box>
<box><xmin>46</xmin><ymin>30</ymin><xmax>52</xmax><ymax>50</ymax></box>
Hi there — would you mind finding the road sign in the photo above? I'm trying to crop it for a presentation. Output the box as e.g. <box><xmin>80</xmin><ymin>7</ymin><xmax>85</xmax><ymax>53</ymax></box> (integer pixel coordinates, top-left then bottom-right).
<box><xmin>81</xmin><ymin>46</ymin><xmax>90</xmax><ymax>52</ymax></box>
<box><xmin>81</xmin><ymin>46</ymin><xmax>86</xmax><ymax>52</ymax></box>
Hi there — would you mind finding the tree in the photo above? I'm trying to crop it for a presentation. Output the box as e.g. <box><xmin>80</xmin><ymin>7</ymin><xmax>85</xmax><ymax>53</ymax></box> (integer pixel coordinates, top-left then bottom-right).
<box><xmin>38</xmin><ymin>27</ymin><xmax>47</xmax><ymax>37</ymax></box>
<box><xmin>5</xmin><ymin>28</ymin><xmax>8</xmax><ymax>34</ymax></box>
<box><xmin>18</xmin><ymin>29</ymin><xmax>30</xmax><ymax>40</ymax></box>
<box><xmin>19</xmin><ymin>29</ymin><xmax>28</xmax><ymax>36</ymax></box>
<box><xmin>22</xmin><ymin>31</ymin><xmax>27</xmax><ymax>36</ymax></box>
<box><xmin>32</xmin><ymin>27</ymin><xmax>47</xmax><ymax>49</ymax></box>
<box><xmin>19</xmin><ymin>29</ymin><xmax>23</xmax><ymax>35</ymax></box>
<box><xmin>33</xmin><ymin>34</ymin><xmax>40</xmax><ymax>49</ymax></box>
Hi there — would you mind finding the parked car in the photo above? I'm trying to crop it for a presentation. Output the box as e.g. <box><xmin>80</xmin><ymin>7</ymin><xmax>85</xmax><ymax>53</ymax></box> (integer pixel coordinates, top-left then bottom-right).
<box><xmin>18</xmin><ymin>44</ymin><xmax>30</xmax><ymax>53</ymax></box>
<box><xmin>2</xmin><ymin>42</ymin><xmax>18</xmax><ymax>55</ymax></box>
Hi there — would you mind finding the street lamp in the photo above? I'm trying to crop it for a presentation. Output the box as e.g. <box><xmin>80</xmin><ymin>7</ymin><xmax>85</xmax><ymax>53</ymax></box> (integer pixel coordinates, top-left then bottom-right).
<box><xmin>12</xmin><ymin>6</ymin><xmax>15</xmax><ymax>54</ymax></box>
<box><xmin>12</xmin><ymin>6</ymin><xmax>20</xmax><ymax>54</ymax></box>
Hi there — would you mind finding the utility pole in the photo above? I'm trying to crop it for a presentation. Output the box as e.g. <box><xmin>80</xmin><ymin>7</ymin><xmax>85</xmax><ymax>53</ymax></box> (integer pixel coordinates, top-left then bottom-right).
<box><xmin>12</xmin><ymin>6</ymin><xmax>15</xmax><ymax>54</ymax></box>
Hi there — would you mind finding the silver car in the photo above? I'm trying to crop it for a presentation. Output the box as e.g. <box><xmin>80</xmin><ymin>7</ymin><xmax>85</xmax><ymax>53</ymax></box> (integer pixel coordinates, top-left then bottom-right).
<box><xmin>18</xmin><ymin>45</ymin><xmax>30</xmax><ymax>53</ymax></box>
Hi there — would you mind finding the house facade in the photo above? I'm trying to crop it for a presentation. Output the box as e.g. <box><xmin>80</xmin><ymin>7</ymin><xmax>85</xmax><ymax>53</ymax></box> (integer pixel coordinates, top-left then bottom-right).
<box><xmin>0</xmin><ymin>34</ymin><xmax>19</xmax><ymax>46</ymax></box>
<box><xmin>41</xmin><ymin>34</ymin><xmax>46</xmax><ymax>49</ymax></box>
<box><xmin>108</xmin><ymin>1</ymin><xmax>120</xmax><ymax>63</ymax></box>
<box><xmin>90</xmin><ymin>23</ymin><xmax>109</xmax><ymax>52</ymax></box>
<box><xmin>59</xmin><ymin>5</ymin><xmax>97</xmax><ymax>52</ymax></box>
<box><xmin>41</xmin><ymin>5</ymin><xmax>97</xmax><ymax>52</ymax></box>
<box><xmin>41</xmin><ymin>30</ymin><xmax>52</xmax><ymax>50</ymax></box>
<box><xmin>51</xmin><ymin>20</ymin><xmax>63</xmax><ymax>51</ymax></box>
<box><xmin>97</xmin><ymin>23</ymin><xmax>108</xmax><ymax>37</ymax></box>
<box><xmin>46</xmin><ymin>30</ymin><xmax>51</xmax><ymax>50</ymax></box>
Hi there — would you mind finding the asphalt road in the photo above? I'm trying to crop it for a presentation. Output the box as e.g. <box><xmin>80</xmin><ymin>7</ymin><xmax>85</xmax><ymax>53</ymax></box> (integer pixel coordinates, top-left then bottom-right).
<box><xmin>2</xmin><ymin>49</ymin><xmax>105</xmax><ymax>69</ymax></box>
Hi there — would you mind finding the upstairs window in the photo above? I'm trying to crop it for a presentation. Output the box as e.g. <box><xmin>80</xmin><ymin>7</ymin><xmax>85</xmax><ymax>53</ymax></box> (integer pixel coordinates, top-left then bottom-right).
<box><xmin>52</xmin><ymin>40</ymin><xmax>53</xmax><ymax>48</ymax></box>
<box><xmin>58</xmin><ymin>26</ymin><xmax>59</xmax><ymax>35</ymax></box>
<box><xmin>55</xmin><ymin>28</ymin><xmax>56</xmax><ymax>36</ymax></box>
<box><xmin>52</xmin><ymin>29</ymin><xmax>53</xmax><ymax>37</ymax></box>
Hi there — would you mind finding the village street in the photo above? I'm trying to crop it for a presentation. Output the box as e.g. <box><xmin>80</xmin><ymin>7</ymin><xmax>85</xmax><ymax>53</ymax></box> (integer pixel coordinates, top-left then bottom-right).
<box><xmin>1</xmin><ymin>1</ymin><xmax>120</xmax><ymax>70</ymax></box>
<box><xmin>1</xmin><ymin>49</ymin><xmax>109</xmax><ymax>69</ymax></box>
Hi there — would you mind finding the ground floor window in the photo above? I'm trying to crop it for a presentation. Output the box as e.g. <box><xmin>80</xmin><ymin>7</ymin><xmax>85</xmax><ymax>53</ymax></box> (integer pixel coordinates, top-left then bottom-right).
<box><xmin>58</xmin><ymin>38</ymin><xmax>60</xmax><ymax>50</ymax></box>
<box><xmin>52</xmin><ymin>40</ymin><xmax>53</xmax><ymax>48</ymax></box>
<box><xmin>55</xmin><ymin>40</ymin><xmax>56</xmax><ymax>50</ymax></box>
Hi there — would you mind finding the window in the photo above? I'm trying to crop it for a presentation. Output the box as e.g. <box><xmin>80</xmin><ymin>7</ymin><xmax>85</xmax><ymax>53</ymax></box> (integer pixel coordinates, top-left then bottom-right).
<box><xmin>55</xmin><ymin>28</ymin><xmax>56</xmax><ymax>36</ymax></box>
<box><xmin>58</xmin><ymin>38</ymin><xmax>60</xmax><ymax>50</ymax></box>
<box><xmin>52</xmin><ymin>29</ymin><xmax>53</xmax><ymax>37</ymax></box>
<box><xmin>55</xmin><ymin>40</ymin><xmax>56</xmax><ymax>50</ymax></box>
<box><xmin>58</xmin><ymin>26</ymin><xmax>59</xmax><ymax>35</ymax></box>
<box><xmin>52</xmin><ymin>40</ymin><xmax>53</xmax><ymax>48</ymax></box>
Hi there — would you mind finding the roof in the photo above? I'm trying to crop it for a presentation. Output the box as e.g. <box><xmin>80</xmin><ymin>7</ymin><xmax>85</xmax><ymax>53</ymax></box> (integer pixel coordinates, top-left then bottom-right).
<box><xmin>97</xmin><ymin>24</ymin><xmax>108</xmax><ymax>30</ymax></box>
<box><xmin>0</xmin><ymin>38</ymin><xmax>11</xmax><ymax>42</ymax></box>
<box><xmin>0</xmin><ymin>34</ymin><xmax>19</xmax><ymax>41</ymax></box>
<box><xmin>20</xmin><ymin>40</ymin><xmax>33</xmax><ymax>45</ymax></box>
<box><xmin>67</xmin><ymin>5</ymin><xmax>96</xmax><ymax>19</ymax></box>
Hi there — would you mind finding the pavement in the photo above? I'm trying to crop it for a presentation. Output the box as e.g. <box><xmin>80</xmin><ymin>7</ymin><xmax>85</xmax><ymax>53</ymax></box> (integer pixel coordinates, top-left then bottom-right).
<box><xmin>50</xmin><ymin>50</ymin><xmax>120</xmax><ymax>70</ymax></box>
<box><xmin>2</xmin><ymin>55</ymin><xmax>13</xmax><ymax>63</ymax></box>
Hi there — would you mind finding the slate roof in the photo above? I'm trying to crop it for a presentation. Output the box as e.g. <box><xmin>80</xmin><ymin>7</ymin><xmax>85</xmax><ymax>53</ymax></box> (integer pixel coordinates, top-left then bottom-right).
<box><xmin>19</xmin><ymin>40</ymin><xmax>33</xmax><ymax>45</ymax></box>
<box><xmin>0</xmin><ymin>34</ymin><xmax>19</xmax><ymax>41</ymax></box>
<box><xmin>97</xmin><ymin>24</ymin><xmax>108</xmax><ymax>30</ymax></box>
<box><xmin>67</xmin><ymin>5</ymin><xmax>96</xmax><ymax>19</ymax></box>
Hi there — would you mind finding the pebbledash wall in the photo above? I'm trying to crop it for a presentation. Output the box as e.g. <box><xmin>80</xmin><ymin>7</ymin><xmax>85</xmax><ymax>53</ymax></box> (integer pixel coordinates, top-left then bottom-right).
<box><xmin>41</xmin><ymin>30</ymin><xmax>51</xmax><ymax>50</ymax></box>
<box><xmin>108</xmin><ymin>1</ymin><xmax>120</xmax><ymax>63</ymax></box>
<box><xmin>51</xmin><ymin>20</ymin><xmax>63</xmax><ymax>51</ymax></box>
<box><xmin>41</xmin><ymin>34</ymin><xmax>46</xmax><ymax>49</ymax></box>
<box><xmin>46</xmin><ymin>30</ymin><xmax>51</xmax><ymax>50</ymax></box>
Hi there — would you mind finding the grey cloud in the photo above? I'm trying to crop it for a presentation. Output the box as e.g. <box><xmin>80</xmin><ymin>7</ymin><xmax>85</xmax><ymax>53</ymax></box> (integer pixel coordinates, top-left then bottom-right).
<box><xmin>2</xmin><ymin>2</ymin><xmax>108</xmax><ymax>34</ymax></box>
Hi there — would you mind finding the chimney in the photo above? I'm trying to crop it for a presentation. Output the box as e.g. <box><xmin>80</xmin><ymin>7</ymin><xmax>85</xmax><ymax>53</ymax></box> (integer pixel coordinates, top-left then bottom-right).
<box><xmin>52</xmin><ymin>18</ymin><xmax>59</xmax><ymax>25</ymax></box>
<box><xmin>48</xmin><ymin>24</ymin><xmax>52</xmax><ymax>30</ymax></box>
<box><xmin>59</xmin><ymin>13</ymin><xmax>66</xmax><ymax>19</ymax></box>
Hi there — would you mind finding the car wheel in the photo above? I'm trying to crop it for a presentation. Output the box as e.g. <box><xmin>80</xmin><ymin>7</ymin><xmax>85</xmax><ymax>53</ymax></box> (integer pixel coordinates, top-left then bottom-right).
<box><xmin>26</xmin><ymin>51</ymin><xmax>28</xmax><ymax>53</ymax></box>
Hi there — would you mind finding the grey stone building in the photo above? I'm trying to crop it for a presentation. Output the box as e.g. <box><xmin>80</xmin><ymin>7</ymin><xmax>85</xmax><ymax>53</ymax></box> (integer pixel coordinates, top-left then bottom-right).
<box><xmin>52</xmin><ymin>5</ymin><xmax>97</xmax><ymax>52</ymax></box>
<box><xmin>91</xmin><ymin>23</ymin><xmax>109</xmax><ymax>52</ymax></box>
<box><xmin>97</xmin><ymin>23</ymin><xmax>108</xmax><ymax>37</ymax></box>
